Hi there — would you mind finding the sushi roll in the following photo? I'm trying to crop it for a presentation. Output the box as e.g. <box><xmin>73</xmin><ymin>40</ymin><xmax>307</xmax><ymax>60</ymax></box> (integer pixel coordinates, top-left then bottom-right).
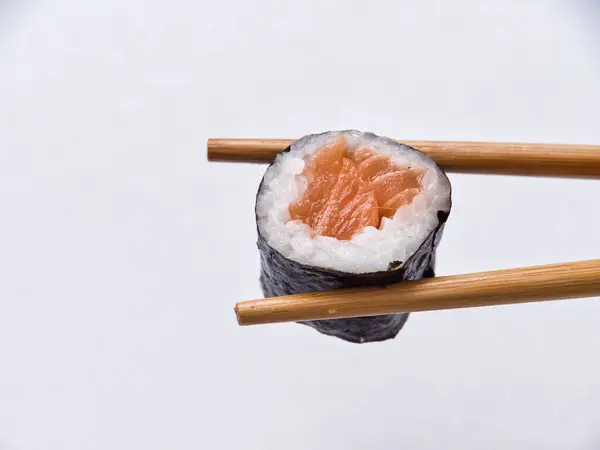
<box><xmin>255</xmin><ymin>130</ymin><xmax>451</xmax><ymax>343</ymax></box>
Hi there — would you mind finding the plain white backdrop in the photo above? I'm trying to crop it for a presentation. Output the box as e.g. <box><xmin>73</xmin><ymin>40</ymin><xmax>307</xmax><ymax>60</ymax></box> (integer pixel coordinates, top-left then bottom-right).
<box><xmin>1</xmin><ymin>0</ymin><xmax>600</xmax><ymax>449</ymax></box>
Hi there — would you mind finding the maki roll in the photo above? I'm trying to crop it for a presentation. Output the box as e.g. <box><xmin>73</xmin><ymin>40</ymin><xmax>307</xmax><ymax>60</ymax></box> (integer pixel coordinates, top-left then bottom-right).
<box><xmin>255</xmin><ymin>130</ymin><xmax>451</xmax><ymax>343</ymax></box>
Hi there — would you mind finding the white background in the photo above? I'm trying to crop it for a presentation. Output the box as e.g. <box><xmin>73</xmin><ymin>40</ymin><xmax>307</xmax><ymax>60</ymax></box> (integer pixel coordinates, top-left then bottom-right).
<box><xmin>1</xmin><ymin>0</ymin><xmax>600</xmax><ymax>449</ymax></box>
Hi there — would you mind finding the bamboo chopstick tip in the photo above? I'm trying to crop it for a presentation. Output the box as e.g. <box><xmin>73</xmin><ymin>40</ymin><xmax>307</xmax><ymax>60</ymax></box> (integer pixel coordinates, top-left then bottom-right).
<box><xmin>206</xmin><ymin>139</ymin><xmax>216</xmax><ymax>161</ymax></box>
<box><xmin>234</xmin><ymin>303</ymin><xmax>244</xmax><ymax>325</ymax></box>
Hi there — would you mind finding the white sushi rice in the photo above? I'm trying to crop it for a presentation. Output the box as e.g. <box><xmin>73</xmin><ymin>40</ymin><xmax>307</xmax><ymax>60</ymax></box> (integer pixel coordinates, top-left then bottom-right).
<box><xmin>256</xmin><ymin>130</ymin><xmax>451</xmax><ymax>274</ymax></box>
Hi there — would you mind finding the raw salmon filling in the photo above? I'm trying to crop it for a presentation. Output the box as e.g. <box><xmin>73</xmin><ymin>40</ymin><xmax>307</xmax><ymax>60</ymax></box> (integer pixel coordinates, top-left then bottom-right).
<box><xmin>289</xmin><ymin>136</ymin><xmax>424</xmax><ymax>240</ymax></box>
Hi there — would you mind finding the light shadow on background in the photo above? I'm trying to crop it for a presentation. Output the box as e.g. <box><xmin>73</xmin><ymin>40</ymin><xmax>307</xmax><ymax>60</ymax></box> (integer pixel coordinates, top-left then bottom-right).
<box><xmin>0</xmin><ymin>0</ymin><xmax>24</xmax><ymax>38</ymax></box>
<box><xmin>0</xmin><ymin>0</ymin><xmax>15</xmax><ymax>21</ymax></box>
<box><xmin>572</xmin><ymin>0</ymin><xmax>600</xmax><ymax>47</ymax></box>
<box><xmin>560</xmin><ymin>0</ymin><xmax>600</xmax><ymax>76</ymax></box>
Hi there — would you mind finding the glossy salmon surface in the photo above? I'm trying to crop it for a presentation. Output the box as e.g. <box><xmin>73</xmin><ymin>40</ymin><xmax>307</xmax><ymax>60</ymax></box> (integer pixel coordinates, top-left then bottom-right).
<box><xmin>289</xmin><ymin>137</ymin><xmax>423</xmax><ymax>240</ymax></box>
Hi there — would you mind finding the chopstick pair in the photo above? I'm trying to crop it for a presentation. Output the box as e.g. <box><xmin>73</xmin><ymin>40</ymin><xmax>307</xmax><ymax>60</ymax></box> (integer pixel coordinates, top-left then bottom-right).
<box><xmin>207</xmin><ymin>137</ymin><xmax>600</xmax><ymax>326</ymax></box>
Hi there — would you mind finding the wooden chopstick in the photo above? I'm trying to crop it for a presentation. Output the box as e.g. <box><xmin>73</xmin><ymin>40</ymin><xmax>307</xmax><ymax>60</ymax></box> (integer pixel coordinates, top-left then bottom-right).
<box><xmin>207</xmin><ymin>138</ymin><xmax>600</xmax><ymax>178</ymax></box>
<box><xmin>235</xmin><ymin>259</ymin><xmax>600</xmax><ymax>325</ymax></box>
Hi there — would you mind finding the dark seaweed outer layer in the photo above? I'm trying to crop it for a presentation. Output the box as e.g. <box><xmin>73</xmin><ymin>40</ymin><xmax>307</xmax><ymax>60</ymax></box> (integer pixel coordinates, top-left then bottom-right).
<box><xmin>256</xmin><ymin>144</ymin><xmax>451</xmax><ymax>344</ymax></box>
